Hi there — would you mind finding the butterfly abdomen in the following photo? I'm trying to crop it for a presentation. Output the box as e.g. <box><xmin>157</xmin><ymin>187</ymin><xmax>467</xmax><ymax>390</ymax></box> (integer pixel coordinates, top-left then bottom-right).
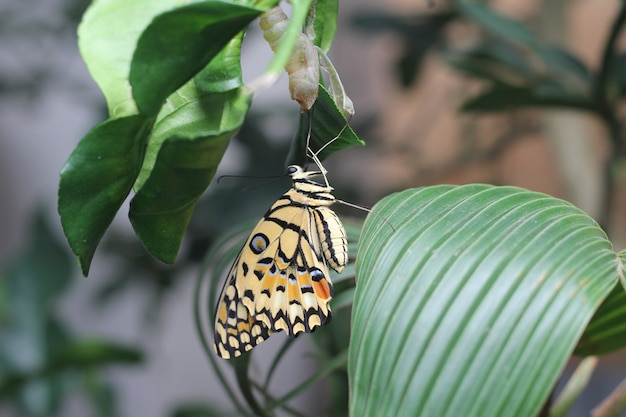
<box><xmin>314</xmin><ymin>207</ymin><xmax>348</xmax><ymax>273</ymax></box>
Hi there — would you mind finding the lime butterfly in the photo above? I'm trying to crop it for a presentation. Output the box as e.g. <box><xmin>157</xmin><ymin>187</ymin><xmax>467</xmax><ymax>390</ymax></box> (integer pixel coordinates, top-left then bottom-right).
<box><xmin>213</xmin><ymin>163</ymin><xmax>347</xmax><ymax>358</ymax></box>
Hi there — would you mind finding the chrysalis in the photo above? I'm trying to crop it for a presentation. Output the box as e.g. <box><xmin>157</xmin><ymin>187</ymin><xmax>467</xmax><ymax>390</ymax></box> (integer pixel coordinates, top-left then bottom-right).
<box><xmin>259</xmin><ymin>6</ymin><xmax>320</xmax><ymax>111</ymax></box>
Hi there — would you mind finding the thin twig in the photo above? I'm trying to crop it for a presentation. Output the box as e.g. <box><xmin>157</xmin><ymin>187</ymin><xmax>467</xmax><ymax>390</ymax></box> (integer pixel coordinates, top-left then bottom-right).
<box><xmin>591</xmin><ymin>377</ymin><xmax>626</xmax><ymax>417</ymax></box>
<box><xmin>594</xmin><ymin>3</ymin><xmax>626</xmax><ymax>232</ymax></box>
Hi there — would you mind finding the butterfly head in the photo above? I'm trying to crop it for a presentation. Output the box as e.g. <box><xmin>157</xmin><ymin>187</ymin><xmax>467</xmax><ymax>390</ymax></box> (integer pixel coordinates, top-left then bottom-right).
<box><xmin>288</xmin><ymin>164</ymin><xmax>315</xmax><ymax>177</ymax></box>
<box><xmin>287</xmin><ymin>165</ymin><xmax>333</xmax><ymax>191</ymax></box>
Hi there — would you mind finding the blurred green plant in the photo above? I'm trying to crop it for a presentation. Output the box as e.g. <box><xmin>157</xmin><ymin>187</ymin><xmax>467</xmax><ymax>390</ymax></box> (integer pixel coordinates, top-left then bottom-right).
<box><xmin>59</xmin><ymin>1</ymin><xmax>626</xmax><ymax>417</ymax></box>
<box><xmin>0</xmin><ymin>209</ymin><xmax>143</xmax><ymax>417</ymax></box>
<box><xmin>353</xmin><ymin>0</ymin><xmax>626</xmax><ymax>231</ymax></box>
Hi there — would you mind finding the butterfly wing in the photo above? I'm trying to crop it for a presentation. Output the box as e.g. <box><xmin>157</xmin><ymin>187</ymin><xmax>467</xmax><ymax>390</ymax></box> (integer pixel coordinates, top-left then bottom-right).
<box><xmin>214</xmin><ymin>189</ymin><xmax>335</xmax><ymax>358</ymax></box>
<box><xmin>243</xmin><ymin>191</ymin><xmax>334</xmax><ymax>336</ymax></box>
<box><xmin>214</xmin><ymin>251</ymin><xmax>274</xmax><ymax>359</ymax></box>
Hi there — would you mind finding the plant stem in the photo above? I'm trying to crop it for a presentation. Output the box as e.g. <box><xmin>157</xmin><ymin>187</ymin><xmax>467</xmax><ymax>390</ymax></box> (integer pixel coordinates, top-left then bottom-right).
<box><xmin>591</xmin><ymin>377</ymin><xmax>626</xmax><ymax>417</ymax></box>
<box><xmin>596</xmin><ymin>4</ymin><xmax>626</xmax><ymax>125</ymax></box>
<box><xmin>594</xmin><ymin>3</ymin><xmax>626</xmax><ymax>232</ymax></box>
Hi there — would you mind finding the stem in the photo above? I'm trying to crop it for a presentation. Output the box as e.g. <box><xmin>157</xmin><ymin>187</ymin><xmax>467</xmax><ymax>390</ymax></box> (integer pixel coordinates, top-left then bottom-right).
<box><xmin>194</xmin><ymin>244</ymin><xmax>254</xmax><ymax>417</ymax></box>
<box><xmin>549</xmin><ymin>357</ymin><xmax>598</xmax><ymax>417</ymax></box>
<box><xmin>592</xmin><ymin>377</ymin><xmax>626</xmax><ymax>417</ymax></box>
<box><xmin>594</xmin><ymin>3</ymin><xmax>626</xmax><ymax>232</ymax></box>
<box><xmin>596</xmin><ymin>4</ymin><xmax>626</xmax><ymax>121</ymax></box>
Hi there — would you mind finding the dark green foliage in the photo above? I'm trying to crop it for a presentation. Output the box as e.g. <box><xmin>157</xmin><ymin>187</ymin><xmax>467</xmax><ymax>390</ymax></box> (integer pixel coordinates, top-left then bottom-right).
<box><xmin>0</xmin><ymin>210</ymin><xmax>143</xmax><ymax>417</ymax></box>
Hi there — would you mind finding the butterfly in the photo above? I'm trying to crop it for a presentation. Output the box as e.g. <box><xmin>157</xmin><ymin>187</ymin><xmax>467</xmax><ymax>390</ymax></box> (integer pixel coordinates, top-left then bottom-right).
<box><xmin>213</xmin><ymin>164</ymin><xmax>348</xmax><ymax>359</ymax></box>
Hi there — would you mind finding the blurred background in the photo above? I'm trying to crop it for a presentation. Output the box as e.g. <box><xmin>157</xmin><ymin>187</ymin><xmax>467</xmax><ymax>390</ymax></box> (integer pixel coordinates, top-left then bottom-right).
<box><xmin>2</xmin><ymin>0</ymin><xmax>626</xmax><ymax>416</ymax></box>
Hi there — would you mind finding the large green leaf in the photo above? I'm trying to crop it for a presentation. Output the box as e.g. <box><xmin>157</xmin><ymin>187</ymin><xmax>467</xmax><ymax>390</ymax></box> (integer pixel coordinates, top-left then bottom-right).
<box><xmin>78</xmin><ymin>0</ymin><xmax>179</xmax><ymax>117</ymax></box>
<box><xmin>127</xmin><ymin>2</ymin><xmax>257</xmax><ymax>263</ymax></box>
<box><xmin>351</xmin><ymin>185</ymin><xmax>617</xmax><ymax>417</ymax></box>
<box><xmin>129</xmin><ymin>89</ymin><xmax>251</xmax><ymax>263</ymax></box>
<box><xmin>195</xmin><ymin>34</ymin><xmax>246</xmax><ymax>94</ymax></box>
<box><xmin>129</xmin><ymin>90</ymin><xmax>250</xmax><ymax>263</ymax></box>
<box><xmin>59</xmin><ymin>115</ymin><xmax>150</xmax><ymax>275</ymax></box>
<box><xmin>73</xmin><ymin>0</ymin><xmax>262</xmax><ymax>267</ymax></box>
<box><xmin>576</xmin><ymin>263</ymin><xmax>626</xmax><ymax>356</ymax></box>
<box><xmin>129</xmin><ymin>1</ymin><xmax>265</xmax><ymax>116</ymax></box>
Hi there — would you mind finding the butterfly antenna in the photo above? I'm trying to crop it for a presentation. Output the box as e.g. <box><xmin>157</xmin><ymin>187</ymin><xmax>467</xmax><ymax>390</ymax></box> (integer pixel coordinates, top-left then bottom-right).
<box><xmin>336</xmin><ymin>199</ymin><xmax>396</xmax><ymax>232</ymax></box>
<box><xmin>314</xmin><ymin>116</ymin><xmax>351</xmax><ymax>157</ymax></box>
<box><xmin>239</xmin><ymin>175</ymin><xmax>287</xmax><ymax>193</ymax></box>
<box><xmin>216</xmin><ymin>173</ymin><xmax>286</xmax><ymax>184</ymax></box>
<box><xmin>216</xmin><ymin>172</ymin><xmax>288</xmax><ymax>195</ymax></box>
<box><xmin>308</xmin><ymin>117</ymin><xmax>352</xmax><ymax>188</ymax></box>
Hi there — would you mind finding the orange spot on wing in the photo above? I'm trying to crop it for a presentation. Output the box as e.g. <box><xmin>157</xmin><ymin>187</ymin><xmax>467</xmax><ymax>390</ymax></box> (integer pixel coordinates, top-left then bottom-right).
<box><xmin>314</xmin><ymin>279</ymin><xmax>331</xmax><ymax>300</ymax></box>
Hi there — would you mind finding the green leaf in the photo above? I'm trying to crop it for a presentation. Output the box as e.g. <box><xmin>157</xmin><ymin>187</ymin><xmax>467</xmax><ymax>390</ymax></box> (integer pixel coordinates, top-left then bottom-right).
<box><xmin>136</xmin><ymin>83</ymin><xmax>246</xmax><ymax>190</ymax></box>
<box><xmin>455</xmin><ymin>0</ymin><xmax>536</xmax><ymax>46</ymax></box>
<box><xmin>78</xmin><ymin>0</ymin><xmax>179</xmax><ymax>117</ymax></box>
<box><xmin>444</xmin><ymin>41</ymin><xmax>534</xmax><ymax>85</ymax></box>
<box><xmin>0</xmin><ymin>211</ymin><xmax>73</xmax><ymax>375</ymax></box>
<box><xmin>542</xmin><ymin>47</ymin><xmax>594</xmax><ymax>85</ymax></box>
<box><xmin>446</xmin><ymin>39</ymin><xmax>592</xmax><ymax>94</ymax></box>
<box><xmin>0</xmin><ymin>340</ymin><xmax>142</xmax><ymax>400</ymax></box>
<box><xmin>575</xmin><ymin>278</ymin><xmax>626</xmax><ymax>355</ymax></box>
<box><xmin>58</xmin><ymin>115</ymin><xmax>150</xmax><ymax>275</ymax></box>
<box><xmin>461</xmin><ymin>82</ymin><xmax>596</xmax><ymax>113</ymax></box>
<box><xmin>128</xmin><ymin>4</ymin><xmax>251</xmax><ymax>259</ymax></box>
<box><xmin>455</xmin><ymin>0</ymin><xmax>592</xmax><ymax>85</ymax></box>
<box><xmin>129</xmin><ymin>1</ymin><xmax>265</xmax><ymax>116</ymax></box>
<box><xmin>311</xmin><ymin>0</ymin><xmax>338</xmax><ymax>52</ymax></box>
<box><xmin>46</xmin><ymin>340</ymin><xmax>143</xmax><ymax>369</ymax></box>
<box><xmin>286</xmin><ymin>84</ymin><xmax>364</xmax><ymax>166</ymax></box>
<box><xmin>129</xmin><ymin>89</ymin><xmax>251</xmax><ymax>263</ymax></box>
<box><xmin>195</xmin><ymin>33</ymin><xmax>245</xmax><ymax>94</ymax></box>
<box><xmin>3</xmin><ymin>209</ymin><xmax>73</xmax><ymax>311</ymax></box>
<box><xmin>0</xmin><ymin>211</ymin><xmax>74</xmax><ymax>416</ymax></box>
<box><xmin>351</xmin><ymin>185</ymin><xmax>617</xmax><ymax>417</ymax></box>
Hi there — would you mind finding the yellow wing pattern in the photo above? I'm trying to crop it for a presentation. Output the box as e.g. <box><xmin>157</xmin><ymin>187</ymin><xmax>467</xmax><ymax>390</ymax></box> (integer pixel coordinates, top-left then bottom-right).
<box><xmin>214</xmin><ymin>166</ymin><xmax>347</xmax><ymax>359</ymax></box>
